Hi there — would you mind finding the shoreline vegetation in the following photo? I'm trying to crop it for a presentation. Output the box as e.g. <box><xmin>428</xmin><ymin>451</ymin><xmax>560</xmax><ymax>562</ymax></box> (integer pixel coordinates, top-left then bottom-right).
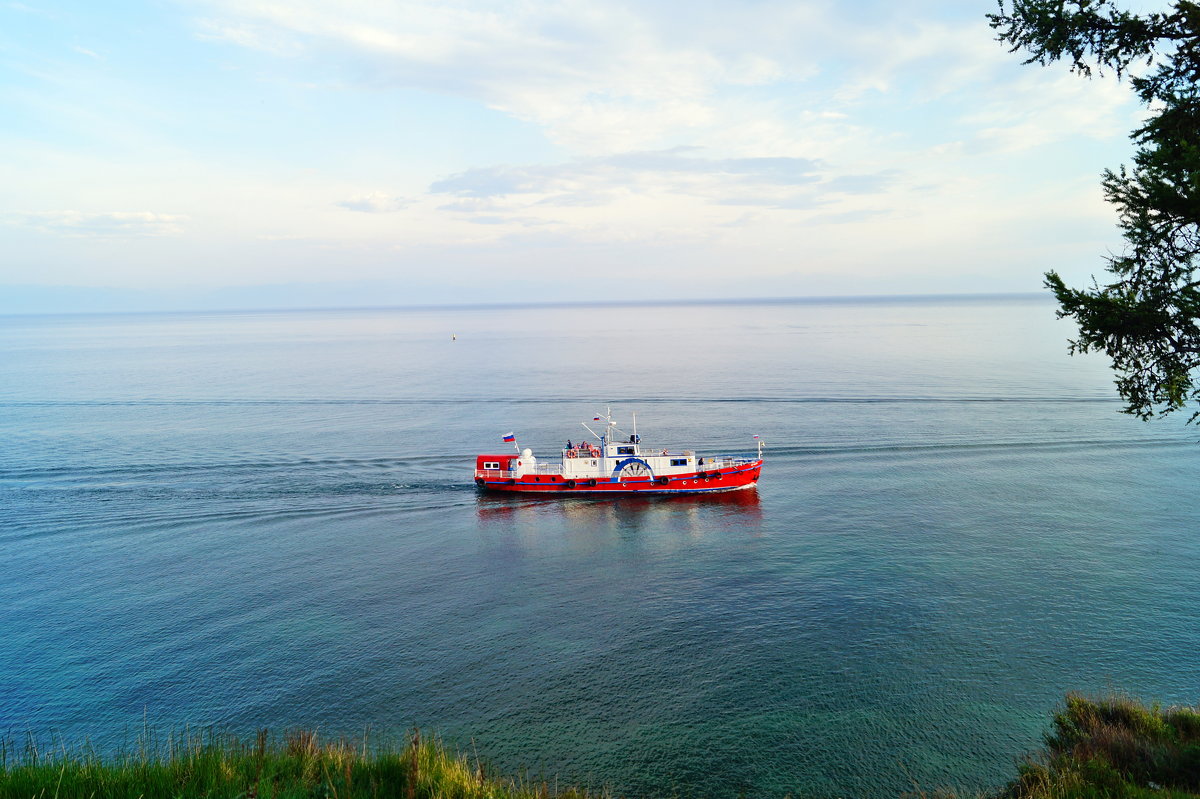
<box><xmin>0</xmin><ymin>728</ymin><xmax>596</xmax><ymax>799</ymax></box>
<box><xmin>2</xmin><ymin>696</ymin><xmax>1197</xmax><ymax>799</ymax></box>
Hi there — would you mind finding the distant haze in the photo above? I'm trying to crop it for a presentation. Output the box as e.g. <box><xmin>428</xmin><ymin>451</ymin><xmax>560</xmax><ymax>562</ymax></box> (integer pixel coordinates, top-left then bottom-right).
<box><xmin>1</xmin><ymin>1</ymin><xmax>1140</xmax><ymax>314</ymax></box>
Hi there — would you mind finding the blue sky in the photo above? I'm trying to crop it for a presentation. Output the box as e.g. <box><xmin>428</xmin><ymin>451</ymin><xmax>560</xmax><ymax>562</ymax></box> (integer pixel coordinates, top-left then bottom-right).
<box><xmin>0</xmin><ymin>0</ymin><xmax>1148</xmax><ymax>312</ymax></box>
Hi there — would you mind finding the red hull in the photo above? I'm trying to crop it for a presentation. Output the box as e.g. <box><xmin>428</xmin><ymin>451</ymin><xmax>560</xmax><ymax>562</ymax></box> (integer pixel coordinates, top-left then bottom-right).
<box><xmin>476</xmin><ymin>459</ymin><xmax>763</xmax><ymax>494</ymax></box>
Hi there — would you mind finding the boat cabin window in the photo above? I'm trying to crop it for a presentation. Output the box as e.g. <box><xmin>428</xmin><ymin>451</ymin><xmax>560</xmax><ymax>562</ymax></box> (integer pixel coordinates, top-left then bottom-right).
<box><xmin>670</xmin><ymin>458</ymin><xmax>689</xmax><ymax>467</ymax></box>
<box><xmin>483</xmin><ymin>461</ymin><xmax>500</xmax><ymax>470</ymax></box>
<box><xmin>616</xmin><ymin>446</ymin><xmax>635</xmax><ymax>455</ymax></box>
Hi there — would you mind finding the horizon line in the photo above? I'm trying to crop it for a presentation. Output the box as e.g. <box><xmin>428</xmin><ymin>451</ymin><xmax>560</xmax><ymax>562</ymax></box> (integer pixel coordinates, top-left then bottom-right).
<box><xmin>0</xmin><ymin>290</ymin><xmax>1052</xmax><ymax>319</ymax></box>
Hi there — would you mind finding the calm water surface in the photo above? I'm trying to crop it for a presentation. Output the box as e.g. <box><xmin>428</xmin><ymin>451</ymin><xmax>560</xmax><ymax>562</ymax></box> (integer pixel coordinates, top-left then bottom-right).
<box><xmin>2</xmin><ymin>297</ymin><xmax>1197</xmax><ymax>798</ymax></box>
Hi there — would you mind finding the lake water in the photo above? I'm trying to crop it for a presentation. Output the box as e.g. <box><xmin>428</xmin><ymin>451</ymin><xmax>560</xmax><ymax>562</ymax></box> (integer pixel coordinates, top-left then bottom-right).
<box><xmin>2</xmin><ymin>296</ymin><xmax>1197</xmax><ymax>798</ymax></box>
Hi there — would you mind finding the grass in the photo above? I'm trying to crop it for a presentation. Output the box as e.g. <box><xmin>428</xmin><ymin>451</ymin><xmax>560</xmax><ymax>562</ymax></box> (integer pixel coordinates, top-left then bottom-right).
<box><xmin>996</xmin><ymin>694</ymin><xmax>1200</xmax><ymax>799</ymax></box>
<box><xmin>4</xmin><ymin>695</ymin><xmax>1199</xmax><ymax>798</ymax></box>
<box><xmin>0</xmin><ymin>729</ymin><xmax>605</xmax><ymax>799</ymax></box>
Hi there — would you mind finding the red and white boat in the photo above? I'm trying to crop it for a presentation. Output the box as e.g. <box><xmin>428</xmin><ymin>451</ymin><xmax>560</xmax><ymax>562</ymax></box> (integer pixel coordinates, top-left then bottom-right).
<box><xmin>474</xmin><ymin>409</ymin><xmax>763</xmax><ymax>494</ymax></box>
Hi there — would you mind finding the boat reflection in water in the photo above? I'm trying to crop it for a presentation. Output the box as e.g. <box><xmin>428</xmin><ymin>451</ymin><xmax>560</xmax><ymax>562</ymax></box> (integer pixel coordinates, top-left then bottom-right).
<box><xmin>474</xmin><ymin>487</ymin><xmax>763</xmax><ymax>547</ymax></box>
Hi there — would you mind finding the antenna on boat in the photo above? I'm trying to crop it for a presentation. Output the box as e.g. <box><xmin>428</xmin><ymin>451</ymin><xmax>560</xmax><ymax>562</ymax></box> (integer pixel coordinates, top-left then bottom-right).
<box><xmin>755</xmin><ymin>435</ymin><xmax>765</xmax><ymax>459</ymax></box>
<box><xmin>582</xmin><ymin>406</ymin><xmax>617</xmax><ymax>445</ymax></box>
<box><xmin>581</xmin><ymin>407</ymin><xmax>604</xmax><ymax>441</ymax></box>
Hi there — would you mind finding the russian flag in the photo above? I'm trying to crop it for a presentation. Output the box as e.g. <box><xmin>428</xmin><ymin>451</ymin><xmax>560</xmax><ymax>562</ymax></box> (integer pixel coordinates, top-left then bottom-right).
<box><xmin>502</xmin><ymin>432</ymin><xmax>516</xmax><ymax>442</ymax></box>
<box><xmin>593</xmin><ymin>416</ymin><xmax>601</xmax><ymax>421</ymax></box>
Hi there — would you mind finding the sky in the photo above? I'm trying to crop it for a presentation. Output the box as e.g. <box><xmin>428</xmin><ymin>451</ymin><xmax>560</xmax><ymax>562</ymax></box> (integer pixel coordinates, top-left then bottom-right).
<box><xmin>0</xmin><ymin>0</ymin><xmax>1153</xmax><ymax>313</ymax></box>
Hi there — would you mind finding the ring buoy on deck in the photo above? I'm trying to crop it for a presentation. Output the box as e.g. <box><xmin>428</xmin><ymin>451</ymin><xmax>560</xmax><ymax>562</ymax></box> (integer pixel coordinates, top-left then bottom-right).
<box><xmin>567</xmin><ymin>449</ymin><xmax>578</xmax><ymax>458</ymax></box>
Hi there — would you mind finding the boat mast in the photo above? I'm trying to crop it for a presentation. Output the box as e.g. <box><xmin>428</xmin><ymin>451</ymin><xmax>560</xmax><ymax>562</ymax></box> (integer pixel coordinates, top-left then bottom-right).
<box><xmin>580</xmin><ymin>407</ymin><xmax>617</xmax><ymax>474</ymax></box>
<box><xmin>604</xmin><ymin>407</ymin><xmax>614</xmax><ymax>470</ymax></box>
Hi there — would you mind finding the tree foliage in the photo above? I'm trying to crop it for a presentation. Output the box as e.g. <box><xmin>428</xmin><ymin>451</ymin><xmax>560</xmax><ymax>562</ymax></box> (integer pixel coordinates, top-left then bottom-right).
<box><xmin>990</xmin><ymin>1</ymin><xmax>1200</xmax><ymax>421</ymax></box>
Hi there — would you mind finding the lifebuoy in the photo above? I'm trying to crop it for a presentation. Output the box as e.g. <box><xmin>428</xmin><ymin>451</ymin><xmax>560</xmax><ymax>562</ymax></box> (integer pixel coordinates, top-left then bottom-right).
<box><xmin>567</xmin><ymin>449</ymin><xmax>577</xmax><ymax>458</ymax></box>
<box><xmin>589</xmin><ymin>446</ymin><xmax>600</xmax><ymax>456</ymax></box>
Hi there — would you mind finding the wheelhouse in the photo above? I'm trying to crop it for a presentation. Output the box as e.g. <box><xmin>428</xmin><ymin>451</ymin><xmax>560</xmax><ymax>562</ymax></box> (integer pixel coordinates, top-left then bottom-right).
<box><xmin>475</xmin><ymin>454</ymin><xmax>519</xmax><ymax>475</ymax></box>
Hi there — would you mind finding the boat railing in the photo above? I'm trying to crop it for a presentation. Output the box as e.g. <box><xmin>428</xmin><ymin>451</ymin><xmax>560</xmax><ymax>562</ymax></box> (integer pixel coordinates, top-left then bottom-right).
<box><xmin>475</xmin><ymin>469</ymin><xmax>516</xmax><ymax>479</ymax></box>
<box><xmin>700</xmin><ymin>455</ymin><xmax>758</xmax><ymax>469</ymax></box>
<box><xmin>477</xmin><ymin>465</ymin><xmax>567</xmax><ymax>479</ymax></box>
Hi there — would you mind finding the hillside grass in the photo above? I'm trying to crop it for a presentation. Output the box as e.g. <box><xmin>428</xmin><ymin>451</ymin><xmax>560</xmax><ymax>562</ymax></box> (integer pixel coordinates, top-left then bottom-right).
<box><xmin>996</xmin><ymin>694</ymin><xmax>1200</xmax><ymax>799</ymax></box>
<box><xmin>3</xmin><ymin>695</ymin><xmax>1199</xmax><ymax>798</ymax></box>
<box><xmin>0</xmin><ymin>729</ymin><xmax>605</xmax><ymax>799</ymax></box>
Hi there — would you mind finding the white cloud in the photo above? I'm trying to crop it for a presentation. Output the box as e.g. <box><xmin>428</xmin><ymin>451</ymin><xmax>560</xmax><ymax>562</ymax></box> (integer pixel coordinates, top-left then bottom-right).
<box><xmin>430</xmin><ymin>149</ymin><xmax>822</xmax><ymax>198</ymax></box>
<box><xmin>963</xmin><ymin>70</ymin><xmax>1136</xmax><ymax>153</ymax></box>
<box><xmin>11</xmin><ymin>211</ymin><xmax>187</xmax><ymax>237</ymax></box>
<box><xmin>185</xmin><ymin>0</ymin><xmax>1139</xmax><ymax>168</ymax></box>
<box><xmin>188</xmin><ymin>0</ymin><xmax>824</xmax><ymax>154</ymax></box>
<box><xmin>7</xmin><ymin>2</ymin><xmax>52</xmax><ymax>15</ymax></box>
<box><xmin>420</xmin><ymin>148</ymin><xmax>910</xmax><ymax>219</ymax></box>
<box><xmin>0</xmin><ymin>0</ymin><xmax>1144</xmax><ymax>303</ymax></box>
<box><xmin>336</xmin><ymin>191</ymin><xmax>409</xmax><ymax>213</ymax></box>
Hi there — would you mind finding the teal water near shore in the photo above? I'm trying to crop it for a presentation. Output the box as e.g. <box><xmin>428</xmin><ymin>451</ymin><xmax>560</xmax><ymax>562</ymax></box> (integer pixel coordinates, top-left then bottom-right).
<box><xmin>2</xmin><ymin>296</ymin><xmax>1197</xmax><ymax>798</ymax></box>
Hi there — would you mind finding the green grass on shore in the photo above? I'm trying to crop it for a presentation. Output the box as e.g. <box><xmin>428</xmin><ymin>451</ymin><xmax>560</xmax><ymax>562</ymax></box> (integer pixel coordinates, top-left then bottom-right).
<box><xmin>3</xmin><ymin>695</ymin><xmax>1199</xmax><ymax>798</ymax></box>
<box><xmin>0</xmin><ymin>729</ymin><xmax>605</xmax><ymax>799</ymax></box>
<box><xmin>995</xmin><ymin>694</ymin><xmax>1200</xmax><ymax>799</ymax></box>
